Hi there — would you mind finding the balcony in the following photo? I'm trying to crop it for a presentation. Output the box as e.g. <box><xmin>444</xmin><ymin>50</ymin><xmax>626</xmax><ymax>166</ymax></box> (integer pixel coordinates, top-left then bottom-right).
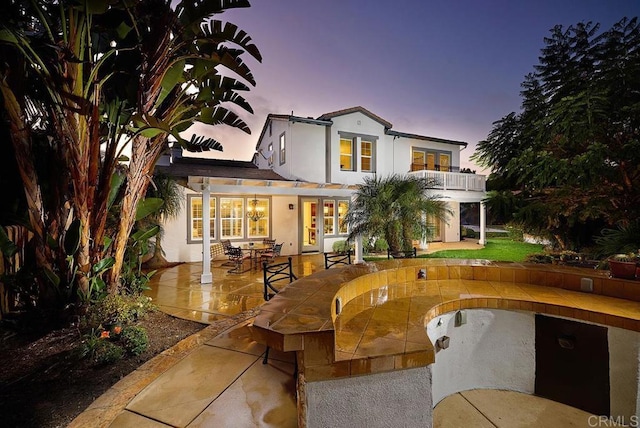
<box><xmin>408</xmin><ymin>168</ymin><xmax>486</xmax><ymax>192</ymax></box>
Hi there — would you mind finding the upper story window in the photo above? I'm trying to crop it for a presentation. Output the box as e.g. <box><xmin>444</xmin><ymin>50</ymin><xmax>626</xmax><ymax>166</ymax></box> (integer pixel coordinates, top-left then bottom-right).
<box><xmin>268</xmin><ymin>143</ymin><xmax>274</xmax><ymax>166</ymax></box>
<box><xmin>340</xmin><ymin>132</ymin><xmax>377</xmax><ymax>172</ymax></box>
<box><xmin>411</xmin><ymin>148</ymin><xmax>452</xmax><ymax>172</ymax></box>
<box><xmin>279</xmin><ymin>133</ymin><xmax>286</xmax><ymax>165</ymax></box>
<box><xmin>361</xmin><ymin>140</ymin><xmax>374</xmax><ymax>172</ymax></box>
<box><xmin>188</xmin><ymin>195</ymin><xmax>215</xmax><ymax>243</ymax></box>
<box><xmin>439</xmin><ymin>154</ymin><xmax>450</xmax><ymax>172</ymax></box>
<box><xmin>340</xmin><ymin>138</ymin><xmax>354</xmax><ymax>171</ymax></box>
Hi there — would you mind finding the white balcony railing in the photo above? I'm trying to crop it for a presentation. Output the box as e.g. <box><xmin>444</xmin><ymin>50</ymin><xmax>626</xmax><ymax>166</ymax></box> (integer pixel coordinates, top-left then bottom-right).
<box><xmin>408</xmin><ymin>169</ymin><xmax>486</xmax><ymax>192</ymax></box>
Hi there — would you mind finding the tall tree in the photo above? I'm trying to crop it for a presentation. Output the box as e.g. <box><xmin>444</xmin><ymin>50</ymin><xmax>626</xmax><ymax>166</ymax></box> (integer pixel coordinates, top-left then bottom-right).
<box><xmin>345</xmin><ymin>175</ymin><xmax>449</xmax><ymax>253</ymax></box>
<box><xmin>0</xmin><ymin>0</ymin><xmax>261</xmax><ymax>311</ymax></box>
<box><xmin>472</xmin><ymin>17</ymin><xmax>640</xmax><ymax>250</ymax></box>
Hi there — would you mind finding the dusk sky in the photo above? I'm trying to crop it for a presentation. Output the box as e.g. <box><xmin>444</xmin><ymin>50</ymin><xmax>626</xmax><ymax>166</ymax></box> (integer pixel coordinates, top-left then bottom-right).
<box><xmin>187</xmin><ymin>0</ymin><xmax>640</xmax><ymax>173</ymax></box>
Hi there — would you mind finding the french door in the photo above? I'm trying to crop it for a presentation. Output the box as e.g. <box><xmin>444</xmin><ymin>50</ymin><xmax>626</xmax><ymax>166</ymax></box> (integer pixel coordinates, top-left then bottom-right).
<box><xmin>301</xmin><ymin>198</ymin><xmax>321</xmax><ymax>252</ymax></box>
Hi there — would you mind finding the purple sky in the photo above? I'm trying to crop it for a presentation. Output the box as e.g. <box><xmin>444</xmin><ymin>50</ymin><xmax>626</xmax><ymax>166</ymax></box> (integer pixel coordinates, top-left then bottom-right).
<box><xmin>187</xmin><ymin>0</ymin><xmax>640</xmax><ymax>172</ymax></box>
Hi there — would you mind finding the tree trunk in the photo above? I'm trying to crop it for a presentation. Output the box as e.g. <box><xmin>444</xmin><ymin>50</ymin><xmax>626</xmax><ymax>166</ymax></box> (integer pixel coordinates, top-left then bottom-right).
<box><xmin>107</xmin><ymin>136</ymin><xmax>164</xmax><ymax>293</ymax></box>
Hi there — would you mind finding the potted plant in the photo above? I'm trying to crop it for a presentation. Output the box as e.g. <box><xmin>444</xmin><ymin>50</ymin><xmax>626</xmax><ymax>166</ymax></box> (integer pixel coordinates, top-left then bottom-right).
<box><xmin>608</xmin><ymin>253</ymin><xmax>639</xmax><ymax>279</ymax></box>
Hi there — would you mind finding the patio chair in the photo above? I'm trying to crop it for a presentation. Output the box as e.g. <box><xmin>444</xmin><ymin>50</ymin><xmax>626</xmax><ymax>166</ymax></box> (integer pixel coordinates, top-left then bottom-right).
<box><xmin>255</xmin><ymin>238</ymin><xmax>276</xmax><ymax>259</ymax></box>
<box><xmin>220</xmin><ymin>239</ymin><xmax>235</xmax><ymax>266</ymax></box>
<box><xmin>262</xmin><ymin>257</ymin><xmax>297</xmax><ymax>365</ymax></box>
<box><xmin>227</xmin><ymin>246</ymin><xmax>251</xmax><ymax>273</ymax></box>
<box><xmin>262</xmin><ymin>238</ymin><xmax>276</xmax><ymax>247</ymax></box>
<box><xmin>324</xmin><ymin>249</ymin><xmax>352</xmax><ymax>269</ymax></box>
<box><xmin>259</xmin><ymin>242</ymin><xmax>283</xmax><ymax>264</ymax></box>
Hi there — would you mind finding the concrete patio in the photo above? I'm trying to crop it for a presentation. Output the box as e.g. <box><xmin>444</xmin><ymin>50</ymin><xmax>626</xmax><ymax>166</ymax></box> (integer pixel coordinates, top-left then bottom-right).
<box><xmin>68</xmin><ymin>243</ymin><xmax>607</xmax><ymax>427</ymax></box>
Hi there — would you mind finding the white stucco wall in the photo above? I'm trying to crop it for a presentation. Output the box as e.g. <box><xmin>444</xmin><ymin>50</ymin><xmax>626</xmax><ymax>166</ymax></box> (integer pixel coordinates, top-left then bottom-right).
<box><xmin>427</xmin><ymin>309</ymin><xmax>640</xmax><ymax>418</ymax></box>
<box><xmin>327</xmin><ymin>112</ymin><xmax>389</xmax><ymax>185</ymax></box>
<box><xmin>427</xmin><ymin>309</ymin><xmax>536</xmax><ymax>405</ymax></box>
<box><xmin>608</xmin><ymin>327</ymin><xmax>640</xmax><ymax>419</ymax></box>
<box><xmin>305</xmin><ymin>366</ymin><xmax>433</xmax><ymax>428</ymax></box>
<box><xmin>271</xmin><ymin>195</ymin><xmax>298</xmax><ymax>256</ymax></box>
<box><xmin>287</xmin><ymin>122</ymin><xmax>327</xmax><ymax>183</ymax></box>
<box><xmin>162</xmin><ymin>186</ymin><xmax>202</xmax><ymax>263</ymax></box>
<box><xmin>443</xmin><ymin>201</ymin><xmax>460</xmax><ymax>243</ymax></box>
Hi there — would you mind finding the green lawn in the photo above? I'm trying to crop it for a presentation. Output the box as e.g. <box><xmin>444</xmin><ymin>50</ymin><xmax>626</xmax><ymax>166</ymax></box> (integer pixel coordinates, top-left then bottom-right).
<box><xmin>422</xmin><ymin>238</ymin><xmax>544</xmax><ymax>262</ymax></box>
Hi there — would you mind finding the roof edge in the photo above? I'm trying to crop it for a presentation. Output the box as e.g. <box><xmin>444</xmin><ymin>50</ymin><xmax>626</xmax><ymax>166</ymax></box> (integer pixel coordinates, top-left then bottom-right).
<box><xmin>386</xmin><ymin>130</ymin><xmax>468</xmax><ymax>147</ymax></box>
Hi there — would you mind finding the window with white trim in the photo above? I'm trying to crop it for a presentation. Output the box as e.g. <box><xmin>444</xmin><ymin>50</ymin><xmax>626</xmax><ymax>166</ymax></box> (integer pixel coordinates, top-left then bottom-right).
<box><xmin>247</xmin><ymin>197</ymin><xmax>269</xmax><ymax>238</ymax></box>
<box><xmin>361</xmin><ymin>140</ymin><xmax>374</xmax><ymax>172</ymax></box>
<box><xmin>279</xmin><ymin>133</ymin><xmax>286</xmax><ymax>165</ymax></box>
<box><xmin>268</xmin><ymin>143</ymin><xmax>273</xmax><ymax>166</ymax></box>
<box><xmin>188</xmin><ymin>195</ymin><xmax>215</xmax><ymax>242</ymax></box>
<box><xmin>323</xmin><ymin>200</ymin><xmax>335</xmax><ymax>235</ymax></box>
<box><xmin>220</xmin><ymin>197</ymin><xmax>244</xmax><ymax>239</ymax></box>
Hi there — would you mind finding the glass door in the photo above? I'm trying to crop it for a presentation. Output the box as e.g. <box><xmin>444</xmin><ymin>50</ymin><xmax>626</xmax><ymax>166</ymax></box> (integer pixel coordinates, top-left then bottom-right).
<box><xmin>301</xmin><ymin>198</ymin><xmax>321</xmax><ymax>252</ymax></box>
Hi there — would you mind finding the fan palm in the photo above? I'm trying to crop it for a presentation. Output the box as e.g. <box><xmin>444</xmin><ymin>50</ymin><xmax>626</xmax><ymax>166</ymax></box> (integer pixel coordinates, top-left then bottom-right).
<box><xmin>345</xmin><ymin>175</ymin><xmax>449</xmax><ymax>253</ymax></box>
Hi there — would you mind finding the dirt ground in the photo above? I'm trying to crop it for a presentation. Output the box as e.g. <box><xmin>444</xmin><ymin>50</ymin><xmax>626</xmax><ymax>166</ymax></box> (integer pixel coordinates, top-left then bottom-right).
<box><xmin>0</xmin><ymin>311</ymin><xmax>206</xmax><ymax>428</ymax></box>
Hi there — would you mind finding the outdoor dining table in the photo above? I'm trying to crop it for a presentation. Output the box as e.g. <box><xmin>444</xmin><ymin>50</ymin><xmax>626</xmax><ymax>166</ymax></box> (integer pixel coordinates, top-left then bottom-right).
<box><xmin>239</xmin><ymin>243</ymin><xmax>273</xmax><ymax>269</ymax></box>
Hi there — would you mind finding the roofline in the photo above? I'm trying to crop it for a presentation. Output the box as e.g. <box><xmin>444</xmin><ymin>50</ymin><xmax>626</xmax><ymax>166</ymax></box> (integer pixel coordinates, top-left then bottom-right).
<box><xmin>254</xmin><ymin>107</ymin><xmax>469</xmax><ymax>150</ymax></box>
<box><xmin>317</xmin><ymin>106</ymin><xmax>393</xmax><ymax>129</ymax></box>
<box><xmin>386</xmin><ymin>130</ymin><xmax>468</xmax><ymax>148</ymax></box>
<box><xmin>254</xmin><ymin>114</ymin><xmax>332</xmax><ymax>151</ymax></box>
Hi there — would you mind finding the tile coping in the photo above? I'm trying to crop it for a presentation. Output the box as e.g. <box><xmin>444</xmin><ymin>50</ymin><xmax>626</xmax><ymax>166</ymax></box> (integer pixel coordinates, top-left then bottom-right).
<box><xmin>250</xmin><ymin>259</ymin><xmax>640</xmax><ymax>381</ymax></box>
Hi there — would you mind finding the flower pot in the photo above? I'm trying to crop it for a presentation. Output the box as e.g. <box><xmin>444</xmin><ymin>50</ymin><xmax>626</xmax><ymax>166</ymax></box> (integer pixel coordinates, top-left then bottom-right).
<box><xmin>609</xmin><ymin>259</ymin><xmax>637</xmax><ymax>279</ymax></box>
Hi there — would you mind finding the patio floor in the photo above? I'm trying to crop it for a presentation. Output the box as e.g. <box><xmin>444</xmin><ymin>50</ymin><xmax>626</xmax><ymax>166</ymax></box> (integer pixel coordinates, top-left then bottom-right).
<box><xmin>69</xmin><ymin>242</ymin><xmax>602</xmax><ymax>427</ymax></box>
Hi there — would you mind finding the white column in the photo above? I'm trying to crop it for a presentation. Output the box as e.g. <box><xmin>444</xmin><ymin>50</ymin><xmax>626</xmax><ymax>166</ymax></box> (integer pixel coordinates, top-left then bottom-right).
<box><xmin>354</xmin><ymin>235</ymin><xmax>364</xmax><ymax>264</ymax></box>
<box><xmin>350</xmin><ymin>192</ymin><xmax>364</xmax><ymax>263</ymax></box>
<box><xmin>479</xmin><ymin>201</ymin><xmax>486</xmax><ymax>246</ymax></box>
<box><xmin>201</xmin><ymin>181</ymin><xmax>212</xmax><ymax>284</ymax></box>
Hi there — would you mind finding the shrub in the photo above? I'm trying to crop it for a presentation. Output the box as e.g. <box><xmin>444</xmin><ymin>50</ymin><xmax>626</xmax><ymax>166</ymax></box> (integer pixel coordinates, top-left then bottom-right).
<box><xmin>505</xmin><ymin>224</ymin><xmax>524</xmax><ymax>242</ymax></box>
<box><xmin>463</xmin><ymin>227</ymin><xmax>477</xmax><ymax>239</ymax></box>
<box><xmin>77</xmin><ymin>330</ymin><xmax>124</xmax><ymax>365</ymax></box>
<box><xmin>120</xmin><ymin>325</ymin><xmax>149</xmax><ymax>356</ymax></box>
<box><xmin>94</xmin><ymin>340</ymin><xmax>124</xmax><ymax>365</ymax></box>
<box><xmin>332</xmin><ymin>240</ymin><xmax>351</xmax><ymax>253</ymax></box>
<box><xmin>84</xmin><ymin>293</ymin><xmax>155</xmax><ymax>329</ymax></box>
<box><xmin>524</xmin><ymin>253</ymin><xmax>554</xmax><ymax>264</ymax></box>
<box><xmin>594</xmin><ymin>221</ymin><xmax>640</xmax><ymax>258</ymax></box>
<box><xmin>373</xmin><ymin>238</ymin><xmax>389</xmax><ymax>252</ymax></box>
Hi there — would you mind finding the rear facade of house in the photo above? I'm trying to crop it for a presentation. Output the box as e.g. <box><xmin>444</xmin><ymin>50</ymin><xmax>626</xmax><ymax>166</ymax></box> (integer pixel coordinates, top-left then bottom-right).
<box><xmin>158</xmin><ymin>106</ymin><xmax>486</xmax><ymax>263</ymax></box>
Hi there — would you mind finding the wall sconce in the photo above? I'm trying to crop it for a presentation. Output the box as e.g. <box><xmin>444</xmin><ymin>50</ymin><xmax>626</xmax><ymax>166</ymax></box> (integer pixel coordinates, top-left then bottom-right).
<box><xmin>417</xmin><ymin>269</ymin><xmax>426</xmax><ymax>279</ymax></box>
<box><xmin>454</xmin><ymin>310</ymin><xmax>466</xmax><ymax>327</ymax></box>
<box><xmin>436</xmin><ymin>335</ymin><xmax>450</xmax><ymax>351</ymax></box>
<box><xmin>288</xmin><ymin>204</ymin><xmax>294</xmax><ymax>210</ymax></box>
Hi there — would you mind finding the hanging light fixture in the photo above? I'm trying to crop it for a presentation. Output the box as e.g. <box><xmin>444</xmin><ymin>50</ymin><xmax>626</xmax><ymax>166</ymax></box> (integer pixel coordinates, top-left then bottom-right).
<box><xmin>246</xmin><ymin>195</ymin><xmax>265</xmax><ymax>222</ymax></box>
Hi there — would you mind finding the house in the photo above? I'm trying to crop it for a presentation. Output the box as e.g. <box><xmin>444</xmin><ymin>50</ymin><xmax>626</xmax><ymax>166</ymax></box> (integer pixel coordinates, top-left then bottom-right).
<box><xmin>157</xmin><ymin>106</ymin><xmax>487</xmax><ymax>282</ymax></box>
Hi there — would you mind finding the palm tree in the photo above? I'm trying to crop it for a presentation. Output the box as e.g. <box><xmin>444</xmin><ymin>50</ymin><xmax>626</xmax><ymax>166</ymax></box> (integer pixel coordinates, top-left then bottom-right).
<box><xmin>0</xmin><ymin>0</ymin><xmax>261</xmax><ymax>308</ymax></box>
<box><xmin>345</xmin><ymin>175</ymin><xmax>449</xmax><ymax>253</ymax></box>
